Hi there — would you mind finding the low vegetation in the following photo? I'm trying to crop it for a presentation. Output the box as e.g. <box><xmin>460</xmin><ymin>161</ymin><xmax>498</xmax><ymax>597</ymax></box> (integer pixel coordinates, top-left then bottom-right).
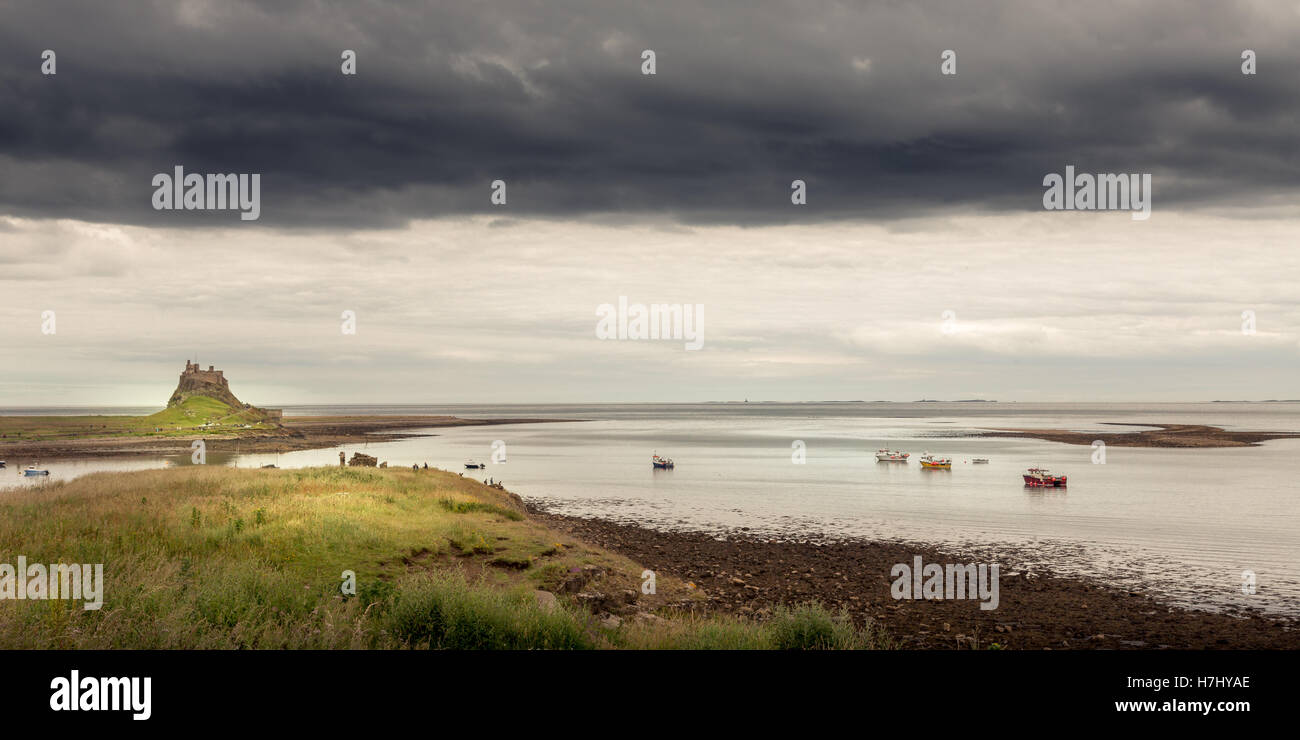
<box><xmin>0</xmin><ymin>396</ymin><xmax>277</xmax><ymax>444</ymax></box>
<box><xmin>0</xmin><ymin>466</ymin><xmax>891</xmax><ymax>649</ymax></box>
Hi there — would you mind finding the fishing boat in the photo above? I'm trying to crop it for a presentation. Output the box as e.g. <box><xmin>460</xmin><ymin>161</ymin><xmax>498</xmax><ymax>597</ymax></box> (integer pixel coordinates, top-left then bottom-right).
<box><xmin>971</xmin><ymin>458</ymin><xmax>990</xmax><ymax>464</ymax></box>
<box><xmin>464</xmin><ymin>461</ymin><xmax>486</xmax><ymax>470</ymax></box>
<box><xmin>918</xmin><ymin>452</ymin><xmax>951</xmax><ymax>469</ymax></box>
<box><xmin>23</xmin><ymin>465</ymin><xmax>50</xmax><ymax>477</ymax></box>
<box><xmin>652</xmin><ymin>453</ymin><xmax>674</xmax><ymax>469</ymax></box>
<box><xmin>875</xmin><ymin>449</ymin><xmax>910</xmax><ymax>462</ymax></box>
<box><xmin>1023</xmin><ymin>467</ymin><xmax>1067</xmax><ymax>487</ymax></box>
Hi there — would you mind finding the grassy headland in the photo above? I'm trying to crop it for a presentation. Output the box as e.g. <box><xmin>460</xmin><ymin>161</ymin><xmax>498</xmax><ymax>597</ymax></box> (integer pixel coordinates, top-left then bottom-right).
<box><xmin>0</xmin><ymin>466</ymin><xmax>888</xmax><ymax>649</ymax></box>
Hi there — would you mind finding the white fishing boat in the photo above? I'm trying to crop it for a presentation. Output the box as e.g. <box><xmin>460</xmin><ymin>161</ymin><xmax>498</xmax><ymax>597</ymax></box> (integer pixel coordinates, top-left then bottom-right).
<box><xmin>652</xmin><ymin>453</ymin><xmax>674</xmax><ymax>469</ymax></box>
<box><xmin>875</xmin><ymin>449</ymin><xmax>910</xmax><ymax>462</ymax></box>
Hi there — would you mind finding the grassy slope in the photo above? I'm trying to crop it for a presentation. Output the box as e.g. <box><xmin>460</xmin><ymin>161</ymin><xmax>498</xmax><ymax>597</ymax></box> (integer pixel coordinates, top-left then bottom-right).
<box><xmin>0</xmin><ymin>397</ymin><xmax>277</xmax><ymax>443</ymax></box>
<box><xmin>0</xmin><ymin>466</ymin><xmax>889</xmax><ymax>649</ymax></box>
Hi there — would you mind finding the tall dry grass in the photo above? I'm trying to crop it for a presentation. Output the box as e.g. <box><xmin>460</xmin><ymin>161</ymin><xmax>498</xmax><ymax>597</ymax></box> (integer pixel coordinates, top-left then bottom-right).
<box><xmin>0</xmin><ymin>466</ymin><xmax>890</xmax><ymax>650</ymax></box>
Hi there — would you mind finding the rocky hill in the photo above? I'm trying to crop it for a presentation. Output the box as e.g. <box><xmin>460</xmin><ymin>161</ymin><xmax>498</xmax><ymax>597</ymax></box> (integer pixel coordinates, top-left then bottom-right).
<box><xmin>169</xmin><ymin>361</ymin><xmax>245</xmax><ymax>408</ymax></box>
<box><xmin>162</xmin><ymin>361</ymin><xmax>282</xmax><ymax>426</ymax></box>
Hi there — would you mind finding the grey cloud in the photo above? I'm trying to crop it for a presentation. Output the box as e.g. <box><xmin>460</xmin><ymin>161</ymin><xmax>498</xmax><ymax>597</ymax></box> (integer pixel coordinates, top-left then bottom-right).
<box><xmin>1</xmin><ymin>1</ymin><xmax>1298</xmax><ymax>228</ymax></box>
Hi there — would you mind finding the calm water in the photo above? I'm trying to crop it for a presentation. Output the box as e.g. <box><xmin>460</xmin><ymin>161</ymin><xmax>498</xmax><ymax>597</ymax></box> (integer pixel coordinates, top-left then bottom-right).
<box><xmin>5</xmin><ymin>402</ymin><xmax>1299</xmax><ymax>616</ymax></box>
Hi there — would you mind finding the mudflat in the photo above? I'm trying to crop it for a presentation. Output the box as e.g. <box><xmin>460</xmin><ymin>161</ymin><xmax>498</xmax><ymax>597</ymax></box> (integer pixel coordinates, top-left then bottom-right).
<box><xmin>975</xmin><ymin>423</ymin><xmax>1300</xmax><ymax>448</ymax></box>
<box><xmin>0</xmin><ymin>415</ymin><xmax>565</xmax><ymax>460</ymax></box>
<box><xmin>529</xmin><ymin>509</ymin><xmax>1300</xmax><ymax>650</ymax></box>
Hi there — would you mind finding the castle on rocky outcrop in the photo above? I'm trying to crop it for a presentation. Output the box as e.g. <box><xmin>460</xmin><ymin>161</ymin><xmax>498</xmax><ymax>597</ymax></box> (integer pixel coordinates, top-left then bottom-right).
<box><xmin>169</xmin><ymin>360</ymin><xmax>282</xmax><ymax>422</ymax></box>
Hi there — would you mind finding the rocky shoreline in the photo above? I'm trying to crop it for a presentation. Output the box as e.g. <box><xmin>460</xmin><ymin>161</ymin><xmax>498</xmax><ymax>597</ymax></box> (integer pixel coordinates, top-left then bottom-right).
<box><xmin>527</xmin><ymin>507</ymin><xmax>1299</xmax><ymax>650</ymax></box>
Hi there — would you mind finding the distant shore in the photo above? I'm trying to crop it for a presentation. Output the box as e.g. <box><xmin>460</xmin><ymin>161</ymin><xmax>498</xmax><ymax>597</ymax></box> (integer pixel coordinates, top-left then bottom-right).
<box><xmin>975</xmin><ymin>423</ymin><xmax>1300</xmax><ymax>448</ymax></box>
<box><xmin>0</xmin><ymin>415</ymin><xmax>569</xmax><ymax>460</ymax></box>
<box><xmin>530</xmin><ymin>509</ymin><xmax>1300</xmax><ymax>649</ymax></box>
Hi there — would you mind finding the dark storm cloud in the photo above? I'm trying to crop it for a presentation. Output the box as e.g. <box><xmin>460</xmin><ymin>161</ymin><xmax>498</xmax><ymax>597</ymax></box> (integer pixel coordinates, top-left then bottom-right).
<box><xmin>1</xmin><ymin>0</ymin><xmax>1298</xmax><ymax>228</ymax></box>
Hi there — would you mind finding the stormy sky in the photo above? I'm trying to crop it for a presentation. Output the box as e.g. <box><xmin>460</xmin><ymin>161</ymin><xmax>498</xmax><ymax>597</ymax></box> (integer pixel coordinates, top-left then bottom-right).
<box><xmin>1</xmin><ymin>1</ymin><xmax>1298</xmax><ymax>404</ymax></box>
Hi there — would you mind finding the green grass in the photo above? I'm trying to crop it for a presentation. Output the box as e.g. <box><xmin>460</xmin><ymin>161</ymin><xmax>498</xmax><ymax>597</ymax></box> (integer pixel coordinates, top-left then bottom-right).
<box><xmin>0</xmin><ymin>466</ymin><xmax>891</xmax><ymax>650</ymax></box>
<box><xmin>0</xmin><ymin>397</ymin><xmax>278</xmax><ymax>443</ymax></box>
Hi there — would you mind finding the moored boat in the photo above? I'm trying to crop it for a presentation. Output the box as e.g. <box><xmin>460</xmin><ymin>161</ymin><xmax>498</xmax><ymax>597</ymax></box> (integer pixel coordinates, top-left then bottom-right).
<box><xmin>23</xmin><ymin>465</ymin><xmax>50</xmax><ymax>477</ymax></box>
<box><xmin>1023</xmin><ymin>467</ymin><xmax>1067</xmax><ymax>487</ymax></box>
<box><xmin>652</xmin><ymin>453</ymin><xmax>674</xmax><ymax>469</ymax></box>
<box><xmin>875</xmin><ymin>449</ymin><xmax>910</xmax><ymax>462</ymax></box>
<box><xmin>918</xmin><ymin>452</ymin><xmax>951</xmax><ymax>469</ymax></box>
<box><xmin>464</xmin><ymin>461</ymin><xmax>486</xmax><ymax>470</ymax></box>
<box><xmin>971</xmin><ymin>458</ymin><xmax>990</xmax><ymax>464</ymax></box>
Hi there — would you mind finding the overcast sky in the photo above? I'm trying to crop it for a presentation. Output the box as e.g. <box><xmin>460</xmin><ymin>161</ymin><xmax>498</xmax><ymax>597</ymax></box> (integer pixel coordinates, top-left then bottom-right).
<box><xmin>2</xmin><ymin>1</ymin><xmax>1298</xmax><ymax>404</ymax></box>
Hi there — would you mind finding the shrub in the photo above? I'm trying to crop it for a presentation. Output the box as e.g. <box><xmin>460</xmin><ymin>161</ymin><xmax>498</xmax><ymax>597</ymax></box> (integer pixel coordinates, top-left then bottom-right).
<box><xmin>385</xmin><ymin>573</ymin><xmax>592</xmax><ymax>650</ymax></box>
<box><xmin>437</xmin><ymin>498</ymin><xmax>522</xmax><ymax>521</ymax></box>
<box><xmin>765</xmin><ymin>603</ymin><xmax>885</xmax><ymax>650</ymax></box>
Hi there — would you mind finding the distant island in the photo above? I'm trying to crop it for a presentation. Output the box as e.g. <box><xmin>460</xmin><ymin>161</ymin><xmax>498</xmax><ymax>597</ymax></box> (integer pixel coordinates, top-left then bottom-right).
<box><xmin>0</xmin><ymin>360</ymin><xmax>557</xmax><ymax>460</ymax></box>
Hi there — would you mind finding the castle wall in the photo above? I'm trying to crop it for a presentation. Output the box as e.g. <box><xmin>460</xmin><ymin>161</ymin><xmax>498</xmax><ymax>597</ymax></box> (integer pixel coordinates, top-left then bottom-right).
<box><xmin>180</xmin><ymin>363</ymin><xmax>229</xmax><ymax>387</ymax></box>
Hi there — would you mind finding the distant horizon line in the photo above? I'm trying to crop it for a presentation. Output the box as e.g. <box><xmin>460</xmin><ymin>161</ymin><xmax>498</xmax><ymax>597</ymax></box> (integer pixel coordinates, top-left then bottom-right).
<box><xmin>2</xmin><ymin>399</ymin><xmax>1300</xmax><ymax>410</ymax></box>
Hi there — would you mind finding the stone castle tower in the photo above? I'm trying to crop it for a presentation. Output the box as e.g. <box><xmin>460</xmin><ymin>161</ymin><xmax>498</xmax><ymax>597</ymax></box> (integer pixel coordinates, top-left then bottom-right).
<box><xmin>169</xmin><ymin>360</ymin><xmax>246</xmax><ymax>409</ymax></box>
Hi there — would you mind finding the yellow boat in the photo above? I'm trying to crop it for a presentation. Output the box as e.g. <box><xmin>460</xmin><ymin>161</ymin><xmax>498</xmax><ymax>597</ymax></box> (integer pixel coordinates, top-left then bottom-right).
<box><xmin>918</xmin><ymin>453</ymin><xmax>951</xmax><ymax>469</ymax></box>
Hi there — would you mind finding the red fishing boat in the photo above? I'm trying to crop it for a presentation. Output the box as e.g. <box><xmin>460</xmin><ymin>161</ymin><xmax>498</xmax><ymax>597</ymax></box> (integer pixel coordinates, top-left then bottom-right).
<box><xmin>652</xmin><ymin>453</ymin><xmax>674</xmax><ymax>469</ymax></box>
<box><xmin>1023</xmin><ymin>467</ymin><xmax>1067</xmax><ymax>487</ymax></box>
